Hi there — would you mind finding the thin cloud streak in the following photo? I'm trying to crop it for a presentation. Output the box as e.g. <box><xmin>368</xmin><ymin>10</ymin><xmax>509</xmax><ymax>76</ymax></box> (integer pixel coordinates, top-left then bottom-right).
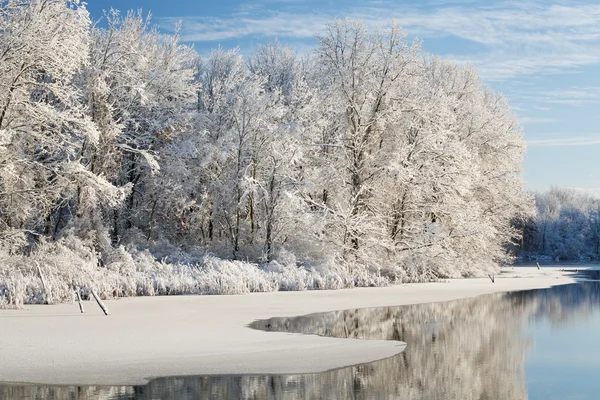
<box><xmin>519</xmin><ymin>117</ymin><xmax>557</xmax><ymax>124</ymax></box>
<box><xmin>528</xmin><ymin>137</ymin><xmax>600</xmax><ymax>147</ymax></box>
<box><xmin>511</xmin><ymin>86</ymin><xmax>600</xmax><ymax>107</ymax></box>
<box><xmin>160</xmin><ymin>13</ymin><xmax>330</xmax><ymax>42</ymax></box>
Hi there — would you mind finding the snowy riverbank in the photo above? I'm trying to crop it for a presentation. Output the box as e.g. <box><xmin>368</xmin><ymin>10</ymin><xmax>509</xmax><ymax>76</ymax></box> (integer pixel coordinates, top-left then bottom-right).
<box><xmin>0</xmin><ymin>267</ymin><xmax>583</xmax><ymax>386</ymax></box>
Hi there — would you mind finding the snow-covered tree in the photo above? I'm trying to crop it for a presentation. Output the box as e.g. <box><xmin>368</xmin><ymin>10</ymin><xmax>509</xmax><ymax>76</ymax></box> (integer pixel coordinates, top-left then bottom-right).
<box><xmin>0</xmin><ymin>0</ymin><xmax>124</xmax><ymax>252</ymax></box>
<box><xmin>83</xmin><ymin>10</ymin><xmax>197</xmax><ymax>247</ymax></box>
<box><xmin>305</xmin><ymin>19</ymin><xmax>422</xmax><ymax>273</ymax></box>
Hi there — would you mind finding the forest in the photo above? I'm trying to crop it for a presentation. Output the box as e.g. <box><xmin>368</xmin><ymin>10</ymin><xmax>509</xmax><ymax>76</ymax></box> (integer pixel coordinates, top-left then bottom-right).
<box><xmin>0</xmin><ymin>0</ymin><xmax>533</xmax><ymax>306</ymax></box>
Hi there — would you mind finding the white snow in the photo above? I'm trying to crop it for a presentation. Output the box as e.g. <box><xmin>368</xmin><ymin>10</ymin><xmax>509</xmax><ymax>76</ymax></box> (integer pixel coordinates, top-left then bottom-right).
<box><xmin>0</xmin><ymin>267</ymin><xmax>579</xmax><ymax>386</ymax></box>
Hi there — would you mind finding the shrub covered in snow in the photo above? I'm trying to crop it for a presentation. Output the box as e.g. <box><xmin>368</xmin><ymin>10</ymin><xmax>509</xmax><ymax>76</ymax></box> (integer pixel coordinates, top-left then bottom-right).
<box><xmin>0</xmin><ymin>237</ymin><xmax>396</xmax><ymax>307</ymax></box>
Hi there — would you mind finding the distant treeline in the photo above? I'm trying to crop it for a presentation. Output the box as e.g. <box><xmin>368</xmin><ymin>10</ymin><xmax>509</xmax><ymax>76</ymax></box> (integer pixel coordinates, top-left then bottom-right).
<box><xmin>517</xmin><ymin>187</ymin><xmax>600</xmax><ymax>261</ymax></box>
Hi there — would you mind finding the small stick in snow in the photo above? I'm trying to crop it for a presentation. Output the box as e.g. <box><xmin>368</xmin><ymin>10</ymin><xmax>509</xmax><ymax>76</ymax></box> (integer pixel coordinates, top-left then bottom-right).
<box><xmin>488</xmin><ymin>274</ymin><xmax>495</xmax><ymax>283</ymax></box>
<box><xmin>536</xmin><ymin>262</ymin><xmax>541</xmax><ymax>270</ymax></box>
<box><xmin>35</xmin><ymin>261</ymin><xmax>51</xmax><ymax>304</ymax></box>
<box><xmin>75</xmin><ymin>287</ymin><xmax>84</xmax><ymax>314</ymax></box>
<box><xmin>91</xmin><ymin>289</ymin><xmax>109</xmax><ymax>316</ymax></box>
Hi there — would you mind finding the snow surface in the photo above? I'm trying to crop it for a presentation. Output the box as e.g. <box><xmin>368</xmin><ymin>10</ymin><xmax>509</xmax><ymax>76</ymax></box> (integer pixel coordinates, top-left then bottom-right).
<box><xmin>0</xmin><ymin>267</ymin><xmax>579</xmax><ymax>386</ymax></box>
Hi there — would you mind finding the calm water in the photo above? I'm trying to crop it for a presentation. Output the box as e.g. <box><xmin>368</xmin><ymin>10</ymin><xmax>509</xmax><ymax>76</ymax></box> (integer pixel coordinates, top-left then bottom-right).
<box><xmin>3</xmin><ymin>280</ymin><xmax>600</xmax><ymax>400</ymax></box>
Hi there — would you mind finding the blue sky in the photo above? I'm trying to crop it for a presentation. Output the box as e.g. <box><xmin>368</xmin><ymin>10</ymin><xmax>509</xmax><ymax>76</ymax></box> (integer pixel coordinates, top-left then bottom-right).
<box><xmin>86</xmin><ymin>0</ymin><xmax>600</xmax><ymax>196</ymax></box>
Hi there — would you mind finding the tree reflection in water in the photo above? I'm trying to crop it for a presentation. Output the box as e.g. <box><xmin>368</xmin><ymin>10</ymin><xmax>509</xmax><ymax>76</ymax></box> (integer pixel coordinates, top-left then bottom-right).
<box><xmin>3</xmin><ymin>282</ymin><xmax>600</xmax><ymax>400</ymax></box>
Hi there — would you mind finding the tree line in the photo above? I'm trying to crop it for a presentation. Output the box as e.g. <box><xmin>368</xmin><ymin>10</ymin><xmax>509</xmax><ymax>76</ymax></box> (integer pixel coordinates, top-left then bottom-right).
<box><xmin>519</xmin><ymin>187</ymin><xmax>600</xmax><ymax>261</ymax></box>
<box><xmin>0</xmin><ymin>0</ymin><xmax>531</xmax><ymax>286</ymax></box>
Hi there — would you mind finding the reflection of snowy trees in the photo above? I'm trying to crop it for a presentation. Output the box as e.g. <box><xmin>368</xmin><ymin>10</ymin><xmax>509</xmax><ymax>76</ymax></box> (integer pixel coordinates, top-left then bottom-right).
<box><xmin>6</xmin><ymin>283</ymin><xmax>599</xmax><ymax>399</ymax></box>
<box><xmin>252</xmin><ymin>292</ymin><xmax>530</xmax><ymax>400</ymax></box>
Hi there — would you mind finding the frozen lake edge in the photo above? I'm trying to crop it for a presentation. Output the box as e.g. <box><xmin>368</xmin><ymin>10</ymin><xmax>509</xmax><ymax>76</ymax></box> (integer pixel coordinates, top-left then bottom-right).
<box><xmin>0</xmin><ymin>267</ymin><xmax>584</xmax><ymax>386</ymax></box>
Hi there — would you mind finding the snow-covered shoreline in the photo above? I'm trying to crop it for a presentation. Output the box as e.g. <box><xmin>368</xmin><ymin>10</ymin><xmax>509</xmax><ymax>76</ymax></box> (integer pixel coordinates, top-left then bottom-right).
<box><xmin>0</xmin><ymin>267</ymin><xmax>582</xmax><ymax>386</ymax></box>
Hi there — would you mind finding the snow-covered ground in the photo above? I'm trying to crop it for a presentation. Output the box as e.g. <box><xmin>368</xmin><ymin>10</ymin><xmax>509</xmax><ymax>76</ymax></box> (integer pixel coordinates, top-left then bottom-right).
<box><xmin>0</xmin><ymin>267</ymin><xmax>583</xmax><ymax>386</ymax></box>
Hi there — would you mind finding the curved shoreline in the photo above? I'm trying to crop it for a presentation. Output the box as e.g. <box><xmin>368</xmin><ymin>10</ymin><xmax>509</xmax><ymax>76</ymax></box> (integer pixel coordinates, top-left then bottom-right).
<box><xmin>0</xmin><ymin>267</ymin><xmax>581</xmax><ymax>386</ymax></box>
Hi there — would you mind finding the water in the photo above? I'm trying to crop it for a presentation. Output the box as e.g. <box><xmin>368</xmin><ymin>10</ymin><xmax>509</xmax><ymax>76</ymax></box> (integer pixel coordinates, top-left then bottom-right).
<box><xmin>3</xmin><ymin>280</ymin><xmax>600</xmax><ymax>400</ymax></box>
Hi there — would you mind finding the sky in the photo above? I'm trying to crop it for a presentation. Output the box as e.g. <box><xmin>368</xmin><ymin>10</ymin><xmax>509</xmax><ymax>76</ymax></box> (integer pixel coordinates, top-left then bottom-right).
<box><xmin>85</xmin><ymin>0</ymin><xmax>600</xmax><ymax>196</ymax></box>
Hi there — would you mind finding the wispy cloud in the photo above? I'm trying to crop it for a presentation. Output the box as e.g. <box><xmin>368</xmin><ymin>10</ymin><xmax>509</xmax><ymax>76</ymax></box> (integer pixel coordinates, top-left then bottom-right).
<box><xmin>527</xmin><ymin>136</ymin><xmax>600</xmax><ymax>147</ymax></box>
<box><xmin>376</xmin><ymin>1</ymin><xmax>600</xmax><ymax>81</ymax></box>
<box><xmin>511</xmin><ymin>86</ymin><xmax>600</xmax><ymax>107</ymax></box>
<box><xmin>519</xmin><ymin>117</ymin><xmax>557</xmax><ymax>124</ymax></box>
<box><xmin>160</xmin><ymin>12</ymin><xmax>330</xmax><ymax>42</ymax></box>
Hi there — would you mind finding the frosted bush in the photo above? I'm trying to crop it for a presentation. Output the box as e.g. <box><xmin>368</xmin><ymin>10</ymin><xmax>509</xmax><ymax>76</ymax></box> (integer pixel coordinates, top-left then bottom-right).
<box><xmin>1</xmin><ymin>236</ymin><xmax>470</xmax><ymax>308</ymax></box>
